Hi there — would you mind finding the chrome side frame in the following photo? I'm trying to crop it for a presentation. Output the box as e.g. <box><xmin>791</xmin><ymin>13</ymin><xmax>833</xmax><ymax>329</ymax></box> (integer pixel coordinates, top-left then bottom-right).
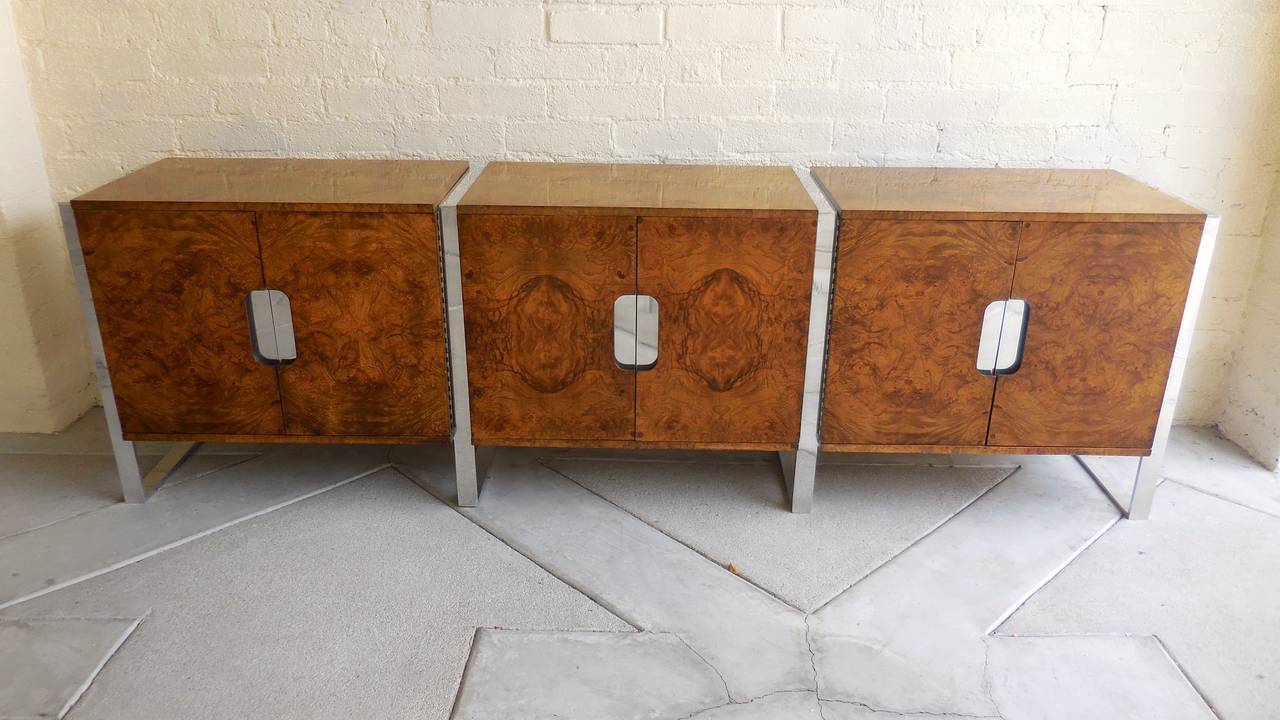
<box><xmin>60</xmin><ymin>203</ymin><xmax>195</xmax><ymax>502</ymax></box>
<box><xmin>779</xmin><ymin>167</ymin><xmax>840</xmax><ymax>513</ymax></box>
<box><xmin>440</xmin><ymin>163</ymin><xmax>489</xmax><ymax>507</ymax></box>
<box><xmin>1076</xmin><ymin>215</ymin><xmax>1220</xmax><ymax>520</ymax></box>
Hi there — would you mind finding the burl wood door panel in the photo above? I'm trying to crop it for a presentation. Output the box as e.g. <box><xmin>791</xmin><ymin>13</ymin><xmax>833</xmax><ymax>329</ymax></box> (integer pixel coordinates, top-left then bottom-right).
<box><xmin>258</xmin><ymin>212</ymin><xmax>451</xmax><ymax>438</ymax></box>
<box><xmin>988</xmin><ymin>221</ymin><xmax>1201</xmax><ymax>450</ymax></box>
<box><xmin>635</xmin><ymin>216</ymin><xmax>814</xmax><ymax>445</ymax></box>
<box><xmin>459</xmin><ymin>213</ymin><xmax>637</xmax><ymax>442</ymax></box>
<box><xmin>76</xmin><ymin>209</ymin><xmax>283</xmax><ymax>435</ymax></box>
<box><xmin>822</xmin><ymin>219</ymin><xmax>1020</xmax><ymax>446</ymax></box>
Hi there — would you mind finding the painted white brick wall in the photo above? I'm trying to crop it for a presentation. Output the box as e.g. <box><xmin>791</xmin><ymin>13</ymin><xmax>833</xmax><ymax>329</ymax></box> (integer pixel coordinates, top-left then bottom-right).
<box><xmin>0</xmin><ymin>0</ymin><xmax>92</xmax><ymax>431</ymax></box>
<box><xmin>8</xmin><ymin>0</ymin><xmax>1280</xmax><ymax>442</ymax></box>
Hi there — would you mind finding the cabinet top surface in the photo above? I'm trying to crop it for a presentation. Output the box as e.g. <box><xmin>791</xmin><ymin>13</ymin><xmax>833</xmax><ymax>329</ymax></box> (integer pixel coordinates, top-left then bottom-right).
<box><xmin>812</xmin><ymin>167</ymin><xmax>1205</xmax><ymax>221</ymax></box>
<box><xmin>72</xmin><ymin>157</ymin><xmax>469</xmax><ymax>212</ymax></box>
<box><xmin>459</xmin><ymin>162</ymin><xmax>816</xmax><ymax>217</ymax></box>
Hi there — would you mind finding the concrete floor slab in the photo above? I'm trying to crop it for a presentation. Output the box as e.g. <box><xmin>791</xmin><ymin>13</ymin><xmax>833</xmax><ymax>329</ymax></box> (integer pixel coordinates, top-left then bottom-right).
<box><xmin>689</xmin><ymin>691</ymin><xmax>823</xmax><ymax>718</ymax></box>
<box><xmin>0</xmin><ymin>453</ymin><xmax>256</xmax><ymax>541</ymax></box>
<box><xmin>548</xmin><ymin>457</ymin><xmax>1012</xmax><ymax>612</ymax></box>
<box><xmin>820</xmin><ymin>700</ymin><xmax>985</xmax><ymax>719</ymax></box>
<box><xmin>0</xmin><ymin>445</ymin><xmax>387</xmax><ymax>608</ymax></box>
<box><xmin>1165</xmin><ymin>425</ymin><xmax>1280</xmax><ymax>517</ymax></box>
<box><xmin>453</xmin><ymin>630</ymin><xmax>729</xmax><ymax>720</ymax></box>
<box><xmin>4</xmin><ymin>469</ymin><xmax>627</xmax><ymax>720</ymax></box>
<box><xmin>1001</xmin><ymin>481</ymin><xmax>1280</xmax><ymax>720</ymax></box>
<box><xmin>986</xmin><ymin>635</ymin><xmax>1215</xmax><ymax>720</ymax></box>
<box><xmin>395</xmin><ymin>447</ymin><xmax>815</xmax><ymax>702</ymax></box>
<box><xmin>0</xmin><ymin>617</ymin><xmax>140</xmax><ymax>719</ymax></box>
<box><xmin>810</xmin><ymin>457</ymin><xmax>1119</xmax><ymax>716</ymax></box>
<box><xmin>1075</xmin><ymin>455</ymin><xmax>1141</xmax><ymax>513</ymax></box>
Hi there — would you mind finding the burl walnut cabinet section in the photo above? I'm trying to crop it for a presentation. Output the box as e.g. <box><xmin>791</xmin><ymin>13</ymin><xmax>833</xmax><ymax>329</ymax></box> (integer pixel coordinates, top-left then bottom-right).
<box><xmin>72</xmin><ymin>158</ymin><xmax>468</xmax><ymax>444</ymax></box>
<box><xmin>813</xmin><ymin>168</ymin><xmax>1206</xmax><ymax>456</ymax></box>
<box><xmin>457</xmin><ymin>162</ymin><xmax>818</xmax><ymax>450</ymax></box>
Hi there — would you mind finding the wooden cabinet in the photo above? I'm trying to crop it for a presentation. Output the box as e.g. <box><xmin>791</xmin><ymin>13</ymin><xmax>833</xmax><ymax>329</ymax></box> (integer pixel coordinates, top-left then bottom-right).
<box><xmin>822</xmin><ymin>219</ymin><xmax>1018</xmax><ymax>447</ymax></box>
<box><xmin>813</xmin><ymin>168</ymin><xmax>1206</xmax><ymax>456</ymax></box>
<box><xmin>458</xmin><ymin>212</ymin><xmax>637</xmax><ymax>443</ymax></box>
<box><xmin>987</xmin><ymin>221</ymin><xmax>1202</xmax><ymax>450</ymax></box>
<box><xmin>73</xmin><ymin>158</ymin><xmax>467</xmax><ymax>443</ymax></box>
<box><xmin>457</xmin><ymin>162</ymin><xmax>817</xmax><ymax>450</ymax></box>
<box><xmin>74</xmin><ymin>209</ymin><xmax>282</xmax><ymax>437</ymax></box>
<box><xmin>635</xmin><ymin>216</ymin><xmax>813</xmax><ymax>445</ymax></box>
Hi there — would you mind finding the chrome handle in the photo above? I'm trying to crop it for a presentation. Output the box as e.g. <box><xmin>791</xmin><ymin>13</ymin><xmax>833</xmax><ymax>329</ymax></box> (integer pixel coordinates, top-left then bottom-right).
<box><xmin>613</xmin><ymin>294</ymin><xmax>659</xmax><ymax>372</ymax></box>
<box><xmin>976</xmin><ymin>298</ymin><xmax>1029</xmax><ymax>376</ymax></box>
<box><xmin>245</xmin><ymin>289</ymin><xmax>297</xmax><ymax>366</ymax></box>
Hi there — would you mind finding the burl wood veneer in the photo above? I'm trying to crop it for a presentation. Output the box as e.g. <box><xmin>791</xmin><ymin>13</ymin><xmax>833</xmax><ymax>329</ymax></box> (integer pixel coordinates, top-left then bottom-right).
<box><xmin>73</xmin><ymin>158</ymin><xmax>467</xmax><ymax>443</ymax></box>
<box><xmin>813</xmin><ymin>168</ymin><xmax>1206</xmax><ymax>456</ymax></box>
<box><xmin>458</xmin><ymin>162</ymin><xmax>817</xmax><ymax>450</ymax></box>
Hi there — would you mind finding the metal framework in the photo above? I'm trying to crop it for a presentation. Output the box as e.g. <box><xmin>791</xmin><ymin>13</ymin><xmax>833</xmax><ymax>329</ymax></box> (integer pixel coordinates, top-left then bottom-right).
<box><xmin>778</xmin><ymin>167</ymin><xmax>841</xmax><ymax>513</ymax></box>
<box><xmin>440</xmin><ymin>163</ymin><xmax>489</xmax><ymax>507</ymax></box>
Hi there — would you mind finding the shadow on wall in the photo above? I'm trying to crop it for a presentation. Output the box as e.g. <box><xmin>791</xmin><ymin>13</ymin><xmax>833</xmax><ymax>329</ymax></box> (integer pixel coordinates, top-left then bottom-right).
<box><xmin>1213</xmin><ymin>29</ymin><xmax>1280</xmax><ymax>470</ymax></box>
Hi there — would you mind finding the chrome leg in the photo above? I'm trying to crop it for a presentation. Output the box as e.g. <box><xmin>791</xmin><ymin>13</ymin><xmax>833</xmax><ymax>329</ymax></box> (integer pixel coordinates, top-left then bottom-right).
<box><xmin>778</xmin><ymin>450</ymin><xmax>816</xmax><ymax>514</ymax></box>
<box><xmin>787</xmin><ymin>167</ymin><xmax>839</xmax><ymax>514</ymax></box>
<box><xmin>61</xmin><ymin>203</ymin><xmax>157</xmax><ymax>503</ymax></box>
<box><xmin>1128</xmin><ymin>215</ymin><xmax>1219</xmax><ymax>520</ymax></box>
<box><xmin>441</xmin><ymin>163</ymin><xmax>487</xmax><ymax>507</ymax></box>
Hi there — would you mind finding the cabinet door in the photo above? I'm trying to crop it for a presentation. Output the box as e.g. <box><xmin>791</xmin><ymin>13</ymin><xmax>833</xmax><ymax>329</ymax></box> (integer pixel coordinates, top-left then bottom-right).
<box><xmin>258</xmin><ymin>212</ymin><xmax>451</xmax><ymax>438</ymax></box>
<box><xmin>76</xmin><ymin>209</ymin><xmax>283</xmax><ymax>436</ymax></box>
<box><xmin>822</xmin><ymin>219</ymin><xmax>1019</xmax><ymax>446</ymax></box>
<box><xmin>459</xmin><ymin>213</ymin><xmax>636</xmax><ymax>443</ymax></box>
<box><xmin>987</xmin><ymin>221</ymin><xmax>1201</xmax><ymax>450</ymax></box>
<box><xmin>636</xmin><ymin>216</ymin><xmax>814</xmax><ymax>446</ymax></box>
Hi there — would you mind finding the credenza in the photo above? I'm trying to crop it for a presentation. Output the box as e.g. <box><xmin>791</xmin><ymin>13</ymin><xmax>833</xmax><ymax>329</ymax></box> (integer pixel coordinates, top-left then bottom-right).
<box><xmin>811</xmin><ymin>167</ymin><xmax>1215</xmax><ymax>518</ymax></box>
<box><xmin>65</xmin><ymin>159</ymin><xmax>1215</xmax><ymax>518</ymax></box>
<box><xmin>67</xmin><ymin>158</ymin><xmax>466</xmax><ymax>500</ymax></box>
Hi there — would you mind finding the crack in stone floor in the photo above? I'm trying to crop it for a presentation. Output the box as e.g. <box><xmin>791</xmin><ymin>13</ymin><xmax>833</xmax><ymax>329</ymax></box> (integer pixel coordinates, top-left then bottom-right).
<box><xmin>391</xmin><ymin>448</ymin><xmax>1220</xmax><ymax>720</ymax></box>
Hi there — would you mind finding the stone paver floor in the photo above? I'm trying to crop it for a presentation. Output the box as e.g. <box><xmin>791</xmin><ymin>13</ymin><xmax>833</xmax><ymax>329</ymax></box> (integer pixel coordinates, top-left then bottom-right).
<box><xmin>0</xmin><ymin>412</ymin><xmax>1275</xmax><ymax>719</ymax></box>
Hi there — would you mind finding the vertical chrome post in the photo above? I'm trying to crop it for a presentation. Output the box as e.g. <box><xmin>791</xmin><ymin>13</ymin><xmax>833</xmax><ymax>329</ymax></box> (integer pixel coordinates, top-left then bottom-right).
<box><xmin>60</xmin><ymin>203</ymin><xmax>148</xmax><ymax>503</ymax></box>
<box><xmin>440</xmin><ymin>163</ymin><xmax>487</xmax><ymax>507</ymax></box>
<box><xmin>782</xmin><ymin>167</ymin><xmax>839</xmax><ymax>514</ymax></box>
<box><xmin>1126</xmin><ymin>215</ymin><xmax>1220</xmax><ymax>520</ymax></box>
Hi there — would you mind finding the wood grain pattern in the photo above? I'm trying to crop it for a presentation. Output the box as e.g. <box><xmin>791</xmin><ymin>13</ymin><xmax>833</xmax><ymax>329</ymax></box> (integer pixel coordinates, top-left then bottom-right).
<box><xmin>812</xmin><ymin>167</ymin><xmax>1206</xmax><ymax>223</ymax></box>
<box><xmin>259</xmin><ymin>212</ymin><xmax>451</xmax><ymax>438</ymax></box>
<box><xmin>636</xmin><ymin>216</ymin><xmax>815</xmax><ymax>445</ymax></box>
<box><xmin>459</xmin><ymin>213</ymin><xmax>637</xmax><ymax>442</ymax></box>
<box><xmin>126</xmin><ymin>432</ymin><xmax>448</xmax><ymax>445</ymax></box>
<box><xmin>822</xmin><ymin>443</ymin><xmax>1148</xmax><ymax>457</ymax></box>
<box><xmin>460</xmin><ymin>162</ymin><xmax>815</xmax><ymax>218</ymax></box>
<box><xmin>987</xmin><ymin>221</ymin><xmax>1202</xmax><ymax>450</ymax></box>
<box><xmin>72</xmin><ymin>158</ymin><xmax>468</xmax><ymax>214</ymax></box>
<box><xmin>474</xmin><ymin>437</ymin><xmax>797</xmax><ymax>451</ymax></box>
<box><xmin>821</xmin><ymin>219</ymin><xmax>1020</xmax><ymax>446</ymax></box>
<box><xmin>76</xmin><ymin>209</ymin><xmax>284</xmax><ymax>435</ymax></box>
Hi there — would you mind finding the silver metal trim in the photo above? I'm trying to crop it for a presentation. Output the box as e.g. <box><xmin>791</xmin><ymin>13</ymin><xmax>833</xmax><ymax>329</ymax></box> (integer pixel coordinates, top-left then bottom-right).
<box><xmin>246</xmin><ymin>290</ymin><xmax>280</xmax><ymax>364</ymax></box>
<box><xmin>613</xmin><ymin>293</ymin><xmax>659</xmax><ymax>370</ymax></box>
<box><xmin>976</xmin><ymin>300</ymin><xmax>1005</xmax><ymax>376</ymax></box>
<box><xmin>60</xmin><ymin>203</ymin><xmax>193</xmax><ymax>503</ymax></box>
<box><xmin>245</xmin><ymin>289</ymin><xmax>296</xmax><ymax>365</ymax></box>
<box><xmin>441</xmin><ymin>162</ymin><xmax>486</xmax><ymax>507</ymax></box>
<box><xmin>993</xmin><ymin>298</ymin><xmax>1028</xmax><ymax>375</ymax></box>
<box><xmin>268</xmin><ymin>289</ymin><xmax>296</xmax><ymax>362</ymax></box>
<box><xmin>785</xmin><ymin>167</ymin><xmax>840</xmax><ymax>514</ymax></box>
<box><xmin>1076</xmin><ymin>215</ymin><xmax>1221</xmax><ymax>520</ymax></box>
